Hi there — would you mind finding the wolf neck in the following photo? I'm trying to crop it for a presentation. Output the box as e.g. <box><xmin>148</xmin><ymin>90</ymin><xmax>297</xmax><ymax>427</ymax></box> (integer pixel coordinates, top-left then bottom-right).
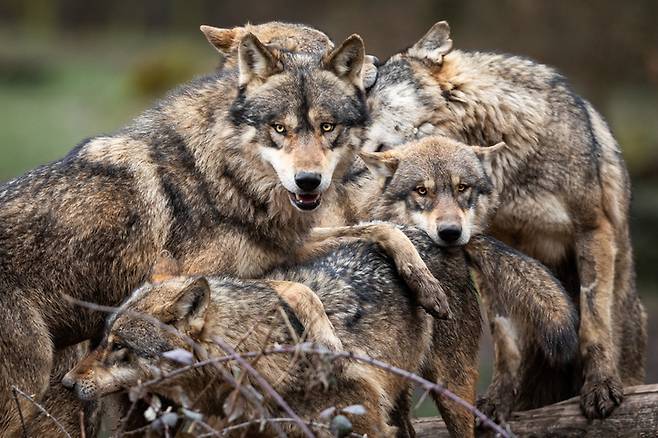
<box><xmin>432</xmin><ymin>50</ymin><xmax>547</xmax><ymax>190</ymax></box>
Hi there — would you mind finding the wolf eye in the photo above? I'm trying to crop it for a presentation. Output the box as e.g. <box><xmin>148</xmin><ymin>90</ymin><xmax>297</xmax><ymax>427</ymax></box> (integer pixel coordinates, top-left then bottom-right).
<box><xmin>320</xmin><ymin>123</ymin><xmax>335</xmax><ymax>133</ymax></box>
<box><xmin>272</xmin><ymin>124</ymin><xmax>286</xmax><ymax>135</ymax></box>
<box><xmin>415</xmin><ymin>186</ymin><xmax>428</xmax><ymax>196</ymax></box>
<box><xmin>457</xmin><ymin>183</ymin><xmax>469</xmax><ymax>192</ymax></box>
<box><xmin>111</xmin><ymin>343</ymin><xmax>125</xmax><ymax>352</ymax></box>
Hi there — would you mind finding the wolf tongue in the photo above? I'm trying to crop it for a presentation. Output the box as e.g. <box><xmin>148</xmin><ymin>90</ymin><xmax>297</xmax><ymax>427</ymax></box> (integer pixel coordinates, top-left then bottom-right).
<box><xmin>297</xmin><ymin>193</ymin><xmax>318</xmax><ymax>202</ymax></box>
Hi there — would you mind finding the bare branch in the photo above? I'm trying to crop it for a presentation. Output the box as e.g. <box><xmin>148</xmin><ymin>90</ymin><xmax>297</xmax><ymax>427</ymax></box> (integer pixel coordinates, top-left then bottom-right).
<box><xmin>11</xmin><ymin>386</ymin><xmax>72</xmax><ymax>438</ymax></box>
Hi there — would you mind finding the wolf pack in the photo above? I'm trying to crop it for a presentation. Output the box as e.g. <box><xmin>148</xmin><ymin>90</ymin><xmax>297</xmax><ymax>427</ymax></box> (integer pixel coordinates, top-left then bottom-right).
<box><xmin>0</xmin><ymin>19</ymin><xmax>647</xmax><ymax>437</ymax></box>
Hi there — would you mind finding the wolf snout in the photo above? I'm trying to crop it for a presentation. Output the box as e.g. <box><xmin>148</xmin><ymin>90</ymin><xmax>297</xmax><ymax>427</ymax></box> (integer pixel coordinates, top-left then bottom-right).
<box><xmin>61</xmin><ymin>372</ymin><xmax>76</xmax><ymax>389</ymax></box>
<box><xmin>437</xmin><ymin>223</ymin><xmax>462</xmax><ymax>243</ymax></box>
<box><xmin>294</xmin><ymin>172</ymin><xmax>322</xmax><ymax>192</ymax></box>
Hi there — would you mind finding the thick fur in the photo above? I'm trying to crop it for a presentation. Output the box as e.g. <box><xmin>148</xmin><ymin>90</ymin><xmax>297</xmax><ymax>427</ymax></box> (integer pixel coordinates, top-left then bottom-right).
<box><xmin>352</xmin><ymin>136</ymin><xmax>580</xmax><ymax>421</ymax></box>
<box><xmin>364</xmin><ymin>21</ymin><xmax>647</xmax><ymax>419</ymax></box>
<box><xmin>64</xmin><ymin>229</ymin><xmax>482</xmax><ymax>438</ymax></box>
<box><xmin>0</xmin><ymin>25</ymin><xmax>448</xmax><ymax>433</ymax></box>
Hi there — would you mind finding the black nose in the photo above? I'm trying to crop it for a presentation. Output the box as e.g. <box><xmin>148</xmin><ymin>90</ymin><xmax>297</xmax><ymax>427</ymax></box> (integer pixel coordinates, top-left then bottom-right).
<box><xmin>438</xmin><ymin>224</ymin><xmax>462</xmax><ymax>243</ymax></box>
<box><xmin>294</xmin><ymin>172</ymin><xmax>322</xmax><ymax>192</ymax></box>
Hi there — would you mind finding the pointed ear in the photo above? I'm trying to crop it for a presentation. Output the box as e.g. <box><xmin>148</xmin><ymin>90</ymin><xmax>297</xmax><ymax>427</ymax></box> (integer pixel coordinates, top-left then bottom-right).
<box><xmin>173</xmin><ymin>277</ymin><xmax>211</xmax><ymax>325</ymax></box>
<box><xmin>200</xmin><ymin>25</ymin><xmax>240</xmax><ymax>55</ymax></box>
<box><xmin>238</xmin><ymin>33</ymin><xmax>282</xmax><ymax>87</ymax></box>
<box><xmin>359</xmin><ymin>150</ymin><xmax>401</xmax><ymax>179</ymax></box>
<box><xmin>362</xmin><ymin>54</ymin><xmax>379</xmax><ymax>89</ymax></box>
<box><xmin>471</xmin><ymin>142</ymin><xmax>507</xmax><ymax>165</ymax></box>
<box><xmin>408</xmin><ymin>21</ymin><xmax>453</xmax><ymax>64</ymax></box>
<box><xmin>324</xmin><ymin>34</ymin><xmax>365</xmax><ymax>89</ymax></box>
<box><xmin>150</xmin><ymin>251</ymin><xmax>181</xmax><ymax>283</ymax></box>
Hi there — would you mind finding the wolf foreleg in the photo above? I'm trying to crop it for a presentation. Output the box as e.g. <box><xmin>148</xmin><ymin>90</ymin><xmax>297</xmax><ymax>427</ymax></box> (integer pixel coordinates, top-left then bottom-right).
<box><xmin>575</xmin><ymin>217</ymin><xmax>623</xmax><ymax>419</ymax></box>
<box><xmin>302</xmin><ymin>223</ymin><xmax>452</xmax><ymax>319</ymax></box>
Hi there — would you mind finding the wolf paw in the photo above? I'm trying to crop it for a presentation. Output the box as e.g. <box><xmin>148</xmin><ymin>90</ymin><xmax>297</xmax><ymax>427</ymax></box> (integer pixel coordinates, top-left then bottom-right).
<box><xmin>580</xmin><ymin>375</ymin><xmax>624</xmax><ymax>419</ymax></box>
<box><xmin>402</xmin><ymin>263</ymin><xmax>452</xmax><ymax>319</ymax></box>
<box><xmin>476</xmin><ymin>393</ymin><xmax>513</xmax><ymax>427</ymax></box>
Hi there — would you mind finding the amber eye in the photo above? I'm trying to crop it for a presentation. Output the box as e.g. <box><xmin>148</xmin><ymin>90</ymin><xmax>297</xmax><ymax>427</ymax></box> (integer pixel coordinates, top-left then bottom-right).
<box><xmin>273</xmin><ymin>124</ymin><xmax>286</xmax><ymax>134</ymax></box>
<box><xmin>320</xmin><ymin>123</ymin><xmax>335</xmax><ymax>133</ymax></box>
<box><xmin>415</xmin><ymin>186</ymin><xmax>428</xmax><ymax>196</ymax></box>
<box><xmin>457</xmin><ymin>183</ymin><xmax>468</xmax><ymax>192</ymax></box>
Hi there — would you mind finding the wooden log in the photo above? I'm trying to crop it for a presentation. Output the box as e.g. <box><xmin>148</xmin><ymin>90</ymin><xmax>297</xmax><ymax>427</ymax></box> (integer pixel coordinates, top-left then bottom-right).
<box><xmin>412</xmin><ymin>384</ymin><xmax>658</xmax><ymax>437</ymax></box>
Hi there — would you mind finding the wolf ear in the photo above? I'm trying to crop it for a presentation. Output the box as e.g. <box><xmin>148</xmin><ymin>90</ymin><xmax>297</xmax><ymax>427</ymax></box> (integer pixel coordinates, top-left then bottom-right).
<box><xmin>200</xmin><ymin>25</ymin><xmax>240</xmax><ymax>55</ymax></box>
<box><xmin>324</xmin><ymin>34</ymin><xmax>365</xmax><ymax>89</ymax></box>
<box><xmin>238</xmin><ymin>33</ymin><xmax>282</xmax><ymax>87</ymax></box>
<box><xmin>408</xmin><ymin>21</ymin><xmax>453</xmax><ymax>64</ymax></box>
<box><xmin>150</xmin><ymin>251</ymin><xmax>181</xmax><ymax>283</ymax></box>
<box><xmin>471</xmin><ymin>142</ymin><xmax>507</xmax><ymax>166</ymax></box>
<box><xmin>359</xmin><ymin>150</ymin><xmax>401</xmax><ymax>179</ymax></box>
<box><xmin>173</xmin><ymin>277</ymin><xmax>211</xmax><ymax>328</ymax></box>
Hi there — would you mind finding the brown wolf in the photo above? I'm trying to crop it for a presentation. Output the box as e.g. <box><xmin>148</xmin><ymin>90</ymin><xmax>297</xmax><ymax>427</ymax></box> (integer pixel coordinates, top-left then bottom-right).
<box><xmin>64</xmin><ymin>230</ymin><xmax>482</xmax><ymax>437</ymax></box>
<box><xmin>0</xmin><ymin>26</ymin><xmax>447</xmax><ymax>434</ymax></box>
<box><xmin>362</xmin><ymin>129</ymin><xmax>646</xmax><ymax>420</ymax></box>
<box><xmin>363</xmin><ymin>20</ymin><xmax>647</xmax><ymax>419</ymax></box>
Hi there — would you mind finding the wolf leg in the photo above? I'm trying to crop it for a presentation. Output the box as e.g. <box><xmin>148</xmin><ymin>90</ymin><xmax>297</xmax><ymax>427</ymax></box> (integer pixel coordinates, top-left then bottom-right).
<box><xmin>303</xmin><ymin>223</ymin><xmax>451</xmax><ymax>319</ymax></box>
<box><xmin>266</xmin><ymin>280</ymin><xmax>343</xmax><ymax>352</ymax></box>
<box><xmin>0</xmin><ymin>297</ymin><xmax>53</xmax><ymax>436</ymax></box>
<box><xmin>575</xmin><ymin>217</ymin><xmax>623</xmax><ymax>419</ymax></box>
<box><xmin>476</xmin><ymin>315</ymin><xmax>521</xmax><ymax>425</ymax></box>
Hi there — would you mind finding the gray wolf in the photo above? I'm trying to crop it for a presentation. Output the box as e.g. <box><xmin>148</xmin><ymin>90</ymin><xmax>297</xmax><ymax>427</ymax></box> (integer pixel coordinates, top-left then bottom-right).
<box><xmin>365</xmin><ymin>32</ymin><xmax>648</xmax><ymax>417</ymax></box>
<box><xmin>0</xmin><ymin>25</ymin><xmax>446</xmax><ymax>434</ymax></box>
<box><xmin>63</xmin><ymin>229</ymin><xmax>482</xmax><ymax>437</ymax></box>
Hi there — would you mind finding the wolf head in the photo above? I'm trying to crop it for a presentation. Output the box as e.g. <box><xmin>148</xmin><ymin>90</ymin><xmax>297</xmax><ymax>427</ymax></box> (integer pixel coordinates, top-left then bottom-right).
<box><xmin>363</xmin><ymin>21</ymin><xmax>458</xmax><ymax>152</ymax></box>
<box><xmin>361</xmin><ymin>136</ymin><xmax>504</xmax><ymax>246</ymax></box>
<box><xmin>223</xmin><ymin>31</ymin><xmax>369</xmax><ymax>212</ymax></box>
<box><xmin>62</xmin><ymin>267</ymin><xmax>211</xmax><ymax>401</ymax></box>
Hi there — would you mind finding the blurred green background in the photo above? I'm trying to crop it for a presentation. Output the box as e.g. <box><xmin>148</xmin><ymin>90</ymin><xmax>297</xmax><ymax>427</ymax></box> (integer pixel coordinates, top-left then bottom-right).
<box><xmin>1</xmin><ymin>0</ymin><xmax>656</xmax><ymax>416</ymax></box>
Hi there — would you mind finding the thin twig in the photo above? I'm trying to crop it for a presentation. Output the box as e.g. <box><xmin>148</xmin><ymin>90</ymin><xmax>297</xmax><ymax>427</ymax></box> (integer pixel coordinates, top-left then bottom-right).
<box><xmin>212</xmin><ymin>336</ymin><xmax>315</xmax><ymax>438</ymax></box>
<box><xmin>11</xmin><ymin>387</ymin><xmax>28</xmax><ymax>438</ymax></box>
<box><xmin>11</xmin><ymin>386</ymin><xmax>72</xmax><ymax>438</ymax></box>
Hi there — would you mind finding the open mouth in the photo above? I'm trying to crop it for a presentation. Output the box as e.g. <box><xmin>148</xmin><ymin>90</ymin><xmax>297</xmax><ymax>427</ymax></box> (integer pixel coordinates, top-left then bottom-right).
<box><xmin>288</xmin><ymin>191</ymin><xmax>322</xmax><ymax>211</ymax></box>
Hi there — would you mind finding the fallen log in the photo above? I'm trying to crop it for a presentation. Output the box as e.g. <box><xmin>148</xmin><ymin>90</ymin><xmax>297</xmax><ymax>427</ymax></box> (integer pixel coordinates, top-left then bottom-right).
<box><xmin>412</xmin><ymin>384</ymin><xmax>658</xmax><ymax>437</ymax></box>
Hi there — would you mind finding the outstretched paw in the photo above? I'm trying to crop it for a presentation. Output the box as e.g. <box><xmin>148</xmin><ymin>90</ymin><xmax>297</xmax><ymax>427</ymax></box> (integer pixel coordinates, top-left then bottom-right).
<box><xmin>580</xmin><ymin>375</ymin><xmax>624</xmax><ymax>419</ymax></box>
<box><xmin>403</xmin><ymin>263</ymin><xmax>452</xmax><ymax>319</ymax></box>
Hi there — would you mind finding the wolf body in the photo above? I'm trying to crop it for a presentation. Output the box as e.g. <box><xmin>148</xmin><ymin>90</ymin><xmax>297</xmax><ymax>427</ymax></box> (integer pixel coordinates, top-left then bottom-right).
<box><xmin>0</xmin><ymin>26</ymin><xmax>449</xmax><ymax>434</ymax></box>
<box><xmin>63</xmin><ymin>228</ymin><xmax>482</xmax><ymax>437</ymax></box>
<box><xmin>363</xmin><ymin>21</ymin><xmax>646</xmax><ymax>419</ymax></box>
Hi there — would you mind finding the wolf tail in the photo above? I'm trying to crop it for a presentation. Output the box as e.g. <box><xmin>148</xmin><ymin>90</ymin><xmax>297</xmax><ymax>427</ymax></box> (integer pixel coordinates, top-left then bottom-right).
<box><xmin>465</xmin><ymin>235</ymin><xmax>579</xmax><ymax>365</ymax></box>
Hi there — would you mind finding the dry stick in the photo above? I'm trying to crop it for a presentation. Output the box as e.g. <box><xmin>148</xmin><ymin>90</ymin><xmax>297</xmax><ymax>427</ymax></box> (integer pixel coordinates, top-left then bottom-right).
<box><xmin>11</xmin><ymin>387</ymin><xmax>29</xmax><ymax>438</ymax></box>
<box><xmin>63</xmin><ymin>297</ymin><xmax>287</xmax><ymax>438</ymax></box>
<box><xmin>177</xmin><ymin>344</ymin><xmax>510</xmax><ymax>438</ymax></box>
<box><xmin>11</xmin><ymin>386</ymin><xmax>72</xmax><ymax>438</ymax></box>
<box><xmin>79</xmin><ymin>410</ymin><xmax>86</xmax><ymax>438</ymax></box>
<box><xmin>212</xmin><ymin>336</ymin><xmax>315</xmax><ymax>438</ymax></box>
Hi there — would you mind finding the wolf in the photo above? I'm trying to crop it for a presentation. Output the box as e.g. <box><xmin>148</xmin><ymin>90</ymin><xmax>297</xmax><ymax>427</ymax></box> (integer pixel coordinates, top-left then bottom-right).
<box><xmin>0</xmin><ymin>26</ymin><xmax>449</xmax><ymax>434</ymax></box>
<box><xmin>63</xmin><ymin>228</ymin><xmax>483</xmax><ymax>437</ymax></box>
<box><xmin>198</xmin><ymin>22</ymin><xmax>378</xmax><ymax>88</ymax></box>
<box><xmin>362</xmin><ymin>20</ymin><xmax>647</xmax><ymax>419</ymax></box>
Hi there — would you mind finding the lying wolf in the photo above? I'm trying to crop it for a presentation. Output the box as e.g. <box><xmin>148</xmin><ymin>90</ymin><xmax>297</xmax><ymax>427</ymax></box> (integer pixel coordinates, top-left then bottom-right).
<box><xmin>363</xmin><ymin>20</ymin><xmax>647</xmax><ymax>419</ymax></box>
<box><xmin>360</xmin><ymin>134</ymin><xmax>647</xmax><ymax>422</ymax></box>
<box><xmin>0</xmin><ymin>24</ymin><xmax>449</xmax><ymax>435</ymax></box>
<box><xmin>63</xmin><ymin>229</ymin><xmax>482</xmax><ymax>437</ymax></box>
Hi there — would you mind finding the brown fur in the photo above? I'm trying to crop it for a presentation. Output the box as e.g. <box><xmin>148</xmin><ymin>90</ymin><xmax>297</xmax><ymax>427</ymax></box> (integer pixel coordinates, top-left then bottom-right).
<box><xmin>64</xmin><ymin>228</ymin><xmax>482</xmax><ymax>437</ymax></box>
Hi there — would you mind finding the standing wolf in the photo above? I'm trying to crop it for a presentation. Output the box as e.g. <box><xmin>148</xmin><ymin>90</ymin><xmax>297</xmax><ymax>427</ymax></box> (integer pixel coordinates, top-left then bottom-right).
<box><xmin>0</xmin><ymin>25</ymin><xmax>448</xmax><ymax>434</ymax></box>
<box><xmin>363</xmin><ymin>21</ymin><xmax>647</xmax><ymax>419</ymax></box>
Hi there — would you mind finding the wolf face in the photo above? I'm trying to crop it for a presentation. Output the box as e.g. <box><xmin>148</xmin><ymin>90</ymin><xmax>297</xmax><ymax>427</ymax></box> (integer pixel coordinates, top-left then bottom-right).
<box><xmin>363</xmin><ymin>22</ymin><xmax>454</xmax><ymax>152</ymax></box>
<box><xmin>62</xmin><ymin>277</ymin><xmax>210</xmax><ymax>400</ymax></box>
<box><xmin>229</xmin><ymin>33</ymin><xmax>368</xmax><ymax>212</ymax></box>
<box><xmin>361</xmin><ymin>136</ymin><xmax>504</xmax><ymax>246</ymax></box>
